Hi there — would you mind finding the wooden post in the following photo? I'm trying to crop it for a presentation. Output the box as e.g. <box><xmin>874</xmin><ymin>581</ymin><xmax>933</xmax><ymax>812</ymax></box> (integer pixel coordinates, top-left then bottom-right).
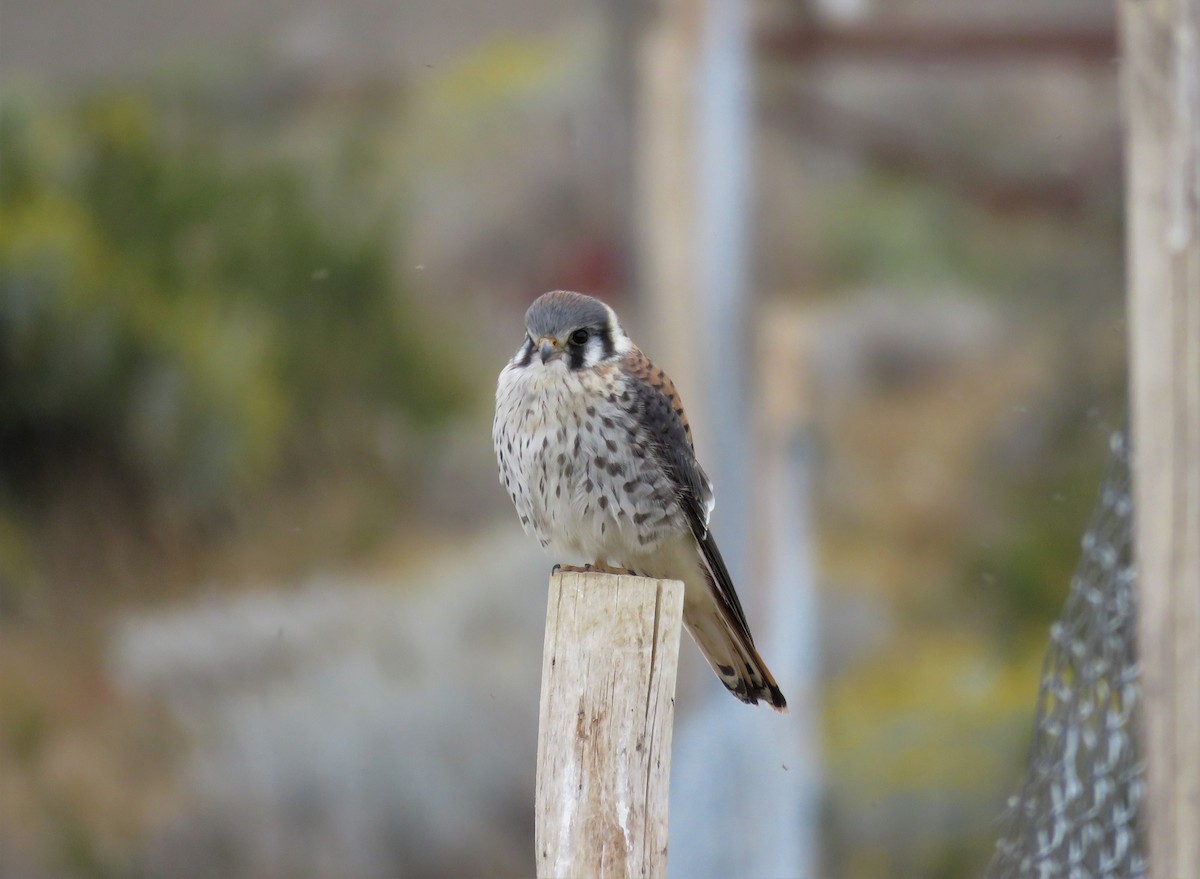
<box><xmin>1120</xmin><ymin>0</ymin><xmax>1200</xmax><ymax>877</ymax></box>
<box><xmin>535</xmin><ymin>572</ymin><xmax>685</xmax><ymax>879</ymax></box>
<box><xmin>636</xmin><ymin>0</ymin><xmax>708</xmax><ymax>437</ymax></box>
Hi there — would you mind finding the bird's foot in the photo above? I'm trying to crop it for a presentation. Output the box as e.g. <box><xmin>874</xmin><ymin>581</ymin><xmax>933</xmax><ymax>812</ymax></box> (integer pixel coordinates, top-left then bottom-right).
<box><xmin>553</xmin><ymin>563</ymin><xmax>591</xmax><ymax>574</ymax></box>
<box><xmin>552</xmin><ymin>563</ymin><xmax>638</xmax><ymax>576</ymax></box>
<box><xmin>593</xmin><ymin>563</ymin><xmax>637</xmax><ymax>576</ymax></box>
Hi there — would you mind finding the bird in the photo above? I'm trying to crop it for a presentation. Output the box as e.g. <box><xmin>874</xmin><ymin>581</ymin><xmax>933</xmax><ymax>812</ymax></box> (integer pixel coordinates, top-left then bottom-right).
<box><xmin>493</xmin><ymin>290</ymin><xmax>786</xmax><ymax>711</ymax></box>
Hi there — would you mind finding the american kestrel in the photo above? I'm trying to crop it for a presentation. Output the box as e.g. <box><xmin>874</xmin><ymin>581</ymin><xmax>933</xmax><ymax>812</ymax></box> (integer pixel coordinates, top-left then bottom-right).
<box><xmin>494</xmin><ymin>290</ymin><xmax>786</xmax><ymax>711</ymax></box>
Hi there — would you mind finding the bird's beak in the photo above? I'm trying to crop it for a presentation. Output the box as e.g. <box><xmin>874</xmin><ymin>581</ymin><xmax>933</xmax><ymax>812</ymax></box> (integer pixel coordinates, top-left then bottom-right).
<box><xmin>538</xmin><ymin>337</ymin><xmax>562</xmax><ymax>363</ymax></box>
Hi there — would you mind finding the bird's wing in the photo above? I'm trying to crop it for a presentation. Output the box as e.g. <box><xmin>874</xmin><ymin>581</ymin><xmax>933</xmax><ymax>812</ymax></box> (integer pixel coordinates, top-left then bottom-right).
<box><xmin>621</xmin><ymin>348</ymin><xmax>755</xmax><ymax>643</ymax></box>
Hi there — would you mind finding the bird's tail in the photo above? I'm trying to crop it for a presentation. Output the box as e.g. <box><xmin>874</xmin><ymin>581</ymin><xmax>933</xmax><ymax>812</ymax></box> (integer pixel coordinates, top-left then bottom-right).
<box><xmin>683</xmin><ymin>602</ymin><xmax>788</xmax><ymax>712</ymax></box>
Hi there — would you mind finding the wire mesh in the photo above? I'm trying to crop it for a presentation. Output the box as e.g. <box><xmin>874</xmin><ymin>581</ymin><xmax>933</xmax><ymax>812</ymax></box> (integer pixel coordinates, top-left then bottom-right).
<box><xmin>985</xmin><ymin>432</ymin><xmax>1146</xmax><ymax>879</ymax></box>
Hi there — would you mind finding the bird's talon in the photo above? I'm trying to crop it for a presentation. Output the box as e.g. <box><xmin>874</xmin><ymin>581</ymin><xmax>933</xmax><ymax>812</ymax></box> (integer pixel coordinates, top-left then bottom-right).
<box><xmin>586</xmin><ymin>562</ymin><xmax>639</xmax><ymax>576</ymax></box>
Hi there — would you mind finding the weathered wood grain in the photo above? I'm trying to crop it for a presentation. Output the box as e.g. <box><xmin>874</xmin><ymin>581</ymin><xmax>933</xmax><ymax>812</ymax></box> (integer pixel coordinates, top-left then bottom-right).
<box><xmin>1121</xmin><ymin>0</ymin><xmax>1200</xmax><ymax>876</ymax></box>
<box><xmin>535</xmin><ymin>572</ymin><xmax>684</xmax><ymax>879</ymax></box>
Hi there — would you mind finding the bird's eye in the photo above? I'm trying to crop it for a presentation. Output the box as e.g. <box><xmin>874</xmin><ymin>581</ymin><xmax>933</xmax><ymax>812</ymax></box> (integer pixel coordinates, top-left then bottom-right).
<box><xmin>569</xmin><ymin>329</ymin><xmax>590</xmax><ymax>346</ymax></box>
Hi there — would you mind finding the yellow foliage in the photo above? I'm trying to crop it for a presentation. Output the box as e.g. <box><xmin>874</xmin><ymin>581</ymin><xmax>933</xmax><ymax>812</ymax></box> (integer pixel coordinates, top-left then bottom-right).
<box><xmin>429</xmin><ymin>37</ymin><xmax>569</xmax><ymax>113</ymax></box>
<box><xmin>824</xmin><ymin>630</ymin><xmax>1046</xmax><ymax>795</ymax></box>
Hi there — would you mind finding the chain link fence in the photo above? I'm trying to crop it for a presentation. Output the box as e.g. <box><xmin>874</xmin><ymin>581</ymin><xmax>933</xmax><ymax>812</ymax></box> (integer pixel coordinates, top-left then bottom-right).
<box><xmin>986</xmin><ymin>432</ymin><xmax>1146</xmax><ymax>878</ymax></box>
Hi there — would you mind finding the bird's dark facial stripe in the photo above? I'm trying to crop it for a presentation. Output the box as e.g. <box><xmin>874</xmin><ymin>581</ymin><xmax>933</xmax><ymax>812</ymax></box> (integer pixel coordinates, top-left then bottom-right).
<box><xmin>567</xmin><ymin>340</ymin><xmax>587</xmax><ymax>370</ymax></box>
<box><xmin>564</xmin><ymin>325</ymin><xmax>619</xmax><ymax>371</ymax></box>
<box><xmin>514</xmin><ymin>336</ymin><xmax>535</xmax><ymax>368</ymax></box>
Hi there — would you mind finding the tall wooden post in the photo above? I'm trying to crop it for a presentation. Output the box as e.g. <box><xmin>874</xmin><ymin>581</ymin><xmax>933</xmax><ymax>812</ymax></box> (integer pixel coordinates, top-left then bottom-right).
<box><xmin>534</xmin><ymin>572</ymin><xmax>685</xmax><ymax>879</ymax></box>
<box><xmin>636</xmin><ymin>0</ymin><xmax>708</xmax><ymax>436</ymax></box>
<box><xmin>1120</xmin><ymin>0</ymin><xmax>1200</xmax><ymax>877</ymax></box>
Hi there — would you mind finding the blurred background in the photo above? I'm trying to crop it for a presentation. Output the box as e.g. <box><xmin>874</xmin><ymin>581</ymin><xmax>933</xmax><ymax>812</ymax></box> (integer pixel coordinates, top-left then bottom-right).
<box><xmin>0</xmin><ymin>1</ymin><xmax>1127</xmax><ymax>877</ymax></box>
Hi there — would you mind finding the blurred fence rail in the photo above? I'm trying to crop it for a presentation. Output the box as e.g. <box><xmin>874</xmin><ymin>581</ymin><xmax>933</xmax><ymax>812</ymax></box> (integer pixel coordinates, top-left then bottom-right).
<box><xmin>759</xmin><ymin>21</ymin><xmax>1117</xmax><ymax>65</ymax></box>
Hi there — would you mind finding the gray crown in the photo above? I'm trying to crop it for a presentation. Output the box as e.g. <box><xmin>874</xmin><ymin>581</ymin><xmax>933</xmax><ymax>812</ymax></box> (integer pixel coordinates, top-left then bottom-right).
<box><xmin>524</xmin><ymin>290</ymin><xmax>611</xmax><ymax>339</ymax></box>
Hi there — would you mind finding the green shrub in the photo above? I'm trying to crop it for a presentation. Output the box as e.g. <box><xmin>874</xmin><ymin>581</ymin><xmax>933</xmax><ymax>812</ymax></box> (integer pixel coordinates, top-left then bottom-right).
<box><xmin>0</xmin><ymin>92</ymin><xmax>467</xmax><ymax>502</ymax></box>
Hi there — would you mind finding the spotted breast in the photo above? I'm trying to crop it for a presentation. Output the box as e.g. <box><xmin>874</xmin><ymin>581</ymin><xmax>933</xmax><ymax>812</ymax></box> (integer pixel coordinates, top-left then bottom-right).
<box><xmin>493</xmin><ymin>352</ymin><xmax>686</xmax><ymax>565</ymax></box>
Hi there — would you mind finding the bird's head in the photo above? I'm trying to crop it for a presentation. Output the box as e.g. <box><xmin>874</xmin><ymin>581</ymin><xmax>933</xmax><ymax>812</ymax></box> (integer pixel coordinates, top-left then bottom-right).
<box><xmin>511</xmin><ymin>290</ymin><xmax>631</xmax><ymax>371</ymax></box>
